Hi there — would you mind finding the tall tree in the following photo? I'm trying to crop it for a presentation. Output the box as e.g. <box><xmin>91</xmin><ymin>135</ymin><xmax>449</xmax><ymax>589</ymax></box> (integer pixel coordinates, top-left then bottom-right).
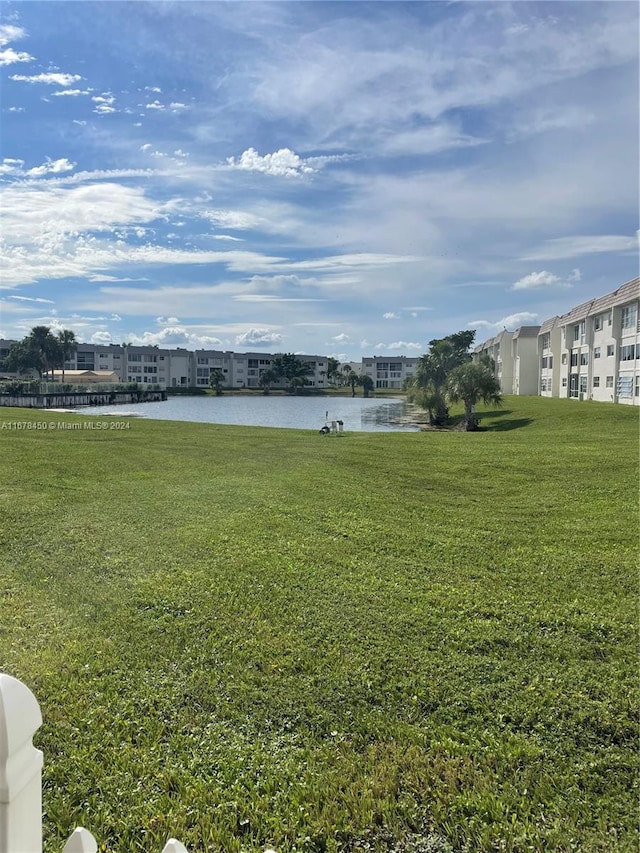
<box><xmin>2</xmin><ymin>340</ymin><xmax>41</xmax><ymax>377</ymax></box>
<box><xmin>25</xmin><ymin>327</ymin><xmax>61</xmax><ymax>379</ymax></box>
<box><xmin>360</xmin><ymin>374</ymin><xmax>374</xmax><ymax>398</ymax></box>
<box><xmin>271</xmin><ymin>353</ymin><xmax>312</xmax><ymax>392</ymax></box>
<box><xmin>326</xmin><ymin>357</ymin><xmax>341</xmax><ymax>384</ymax></box>
<box><xmin>346</xmin><ymin>370</ymin><xmax>360</xmax><ymax>397</ymax></box>
<box><xmin>258</xmin><ymin>367</ymin><xmax>278</xmax><ymax>395</ymax></box>
<box><xmin>209</xmin><ymin>368</ymin><xmax>225</xmax><ymax>395</ymax></box>
<box><xmin>57</xmin><ymin>329</ymin><xmax>77</xmax><ymax>383</ymax></box>
<box><xmin>408</xmin><ymin>330</ymin><xmax>476</xmax><ymax>426</ymax></box>
<box><xmin>446</xmin><ymin>361</ymin><xmax>502</xmax><ymax>431</ymax></box>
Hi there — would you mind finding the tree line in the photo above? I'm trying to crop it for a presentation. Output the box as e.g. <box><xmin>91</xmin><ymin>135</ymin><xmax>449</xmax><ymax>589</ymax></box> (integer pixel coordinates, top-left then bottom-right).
<box><xmin>1</xmin><ymin>326</ymin><xmax>78</xmax><ymax>382</ymax></box>
<box><xmin>405</xmin><ymin>330</ymin><xmax>501</xmax><ymax>431</ymax></box>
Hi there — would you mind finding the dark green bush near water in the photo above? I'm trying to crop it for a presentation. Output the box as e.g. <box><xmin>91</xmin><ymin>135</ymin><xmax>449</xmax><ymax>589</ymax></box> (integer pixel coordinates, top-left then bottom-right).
<box><xmin>0</xmin><ymin>396</ymin><xmax>637</xmax><ymax>852</ymax></box>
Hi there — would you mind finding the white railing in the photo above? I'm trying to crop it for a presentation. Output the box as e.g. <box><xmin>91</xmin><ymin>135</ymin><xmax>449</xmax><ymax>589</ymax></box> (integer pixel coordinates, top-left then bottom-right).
<box><xmin>1</xmin><ymin>673</ymin><xmax>271</xmax><ymax>853</ymax></box>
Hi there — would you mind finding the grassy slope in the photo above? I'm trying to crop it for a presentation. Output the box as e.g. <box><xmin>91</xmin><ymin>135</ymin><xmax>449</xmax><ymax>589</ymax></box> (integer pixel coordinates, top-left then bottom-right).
<box><xmin>0</xmin><ymin>397</ymin><xmax>637</xmax><ymax>852</ymax></box>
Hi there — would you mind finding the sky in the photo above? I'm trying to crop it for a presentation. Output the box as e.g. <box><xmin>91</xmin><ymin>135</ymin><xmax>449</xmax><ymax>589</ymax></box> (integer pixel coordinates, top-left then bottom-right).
<box><xmin>0</xmin><ymin>1</ymin><xmax>638</xmax><ymax>360</ymax></box>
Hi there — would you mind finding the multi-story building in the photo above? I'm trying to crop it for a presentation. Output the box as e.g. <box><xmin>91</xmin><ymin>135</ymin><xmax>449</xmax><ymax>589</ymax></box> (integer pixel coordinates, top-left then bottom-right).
<box><xmin>360</xmin><ymin>356</ymin><xmax>419</xmax><ymax>389</ymax></box>
<box><xmin>473</xmin><ymin>277</ymin><xmax>639</xmax><ymax>406</ymax></box>
<box><xmin>555</xmin><ymin>277</ymin><xmax>640</xmax><ymax>405</ymax></box>
<box><xmin>2</xmin><ymin>277</ymin><xmax>638</xmax><ymax>404</ymax></box>
<box><xmin>511</xmin><ymin>326</ymin><xmax>541</xmax><ymax>395</ymax></box>
<box><xmin>537</xmin><ymin>317</ymin><xmax>562</xmax><ymax>398</ymax></box>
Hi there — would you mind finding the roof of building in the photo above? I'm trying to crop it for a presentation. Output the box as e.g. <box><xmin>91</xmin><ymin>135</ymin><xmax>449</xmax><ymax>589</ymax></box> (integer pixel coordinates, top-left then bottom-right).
<box><xmin>590</xmin><ymin>276</ymin><xmax>640</xmax><ymax>315</ymax></box>
<box><xmin>513</xmin><ymin>325</ymin><xmax>540</xmax><ymax>339</ymax></box>
<box><xmin>538</xmin><ymin>316</ymin><xmax>559</xmax><ymax>335</ymax></box>
<box><xmin>51</xmin><ymin>370</ymin><xmax>118</xmax><ymax>378</ymax></box>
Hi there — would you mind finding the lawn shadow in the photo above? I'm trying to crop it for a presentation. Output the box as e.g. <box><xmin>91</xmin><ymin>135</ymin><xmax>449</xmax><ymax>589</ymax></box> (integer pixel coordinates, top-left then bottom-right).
<box><xmin>482</xmin><ymin>415</ymin><xmax>534</xmax><ymax>432</ymax></box>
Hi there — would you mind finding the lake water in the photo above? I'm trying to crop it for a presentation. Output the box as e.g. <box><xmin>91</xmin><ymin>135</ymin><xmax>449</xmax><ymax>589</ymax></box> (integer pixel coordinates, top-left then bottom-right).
<box><xmin>75</xmin><ymin>394</ymin><xmax>420</xmax><ymax>432</ymax></box>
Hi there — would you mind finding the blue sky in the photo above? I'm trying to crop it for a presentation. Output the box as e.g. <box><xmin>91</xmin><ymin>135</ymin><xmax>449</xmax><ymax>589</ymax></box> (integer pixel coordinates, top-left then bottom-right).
<box><xmin>0</xmin><ymin>1</ymin><xmax>638</xmax><ymax>359</ymax></box>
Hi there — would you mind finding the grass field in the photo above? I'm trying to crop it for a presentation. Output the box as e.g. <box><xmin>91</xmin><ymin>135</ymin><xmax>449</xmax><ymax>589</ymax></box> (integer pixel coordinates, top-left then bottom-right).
<box><xmin>0</xmin><ymin>397</ymin><xmax>637</xmax><ymax>852</ymax></box>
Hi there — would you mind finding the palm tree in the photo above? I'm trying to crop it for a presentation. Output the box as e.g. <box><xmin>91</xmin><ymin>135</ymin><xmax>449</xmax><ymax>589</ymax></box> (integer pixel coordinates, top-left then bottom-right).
<box><xmin>346</xmin><ymin>370</ymin><xmax>360</xmax><ymax>397</ymax></box>
<box><xmin>258</xmin><ymin>368</ymin><xmax>278</xmax><ymax>395</ymax></box>
<box><xmin>409</xmin><ymin>331</ymin><xmax>476</xmax><ymax>426</ymax></box>
<box><xmin>209</xmin><ymin>368</ymin><xmax>225</xmax><ymax>395</ymax></box>
<box><xmin>57</xmin><ymin>329</ymin><xmax>77</xmax><ymax>383</ymax></box>
<box><xmin>446</xmin><ymin>362</ymin><xmax>502</xmax><ymax>431</ymax></box>
<box><xmin>26</xmin><ymin>326</ymin><xmax>61</xmax><ymax>380</ymax></box>
<box><xmin>360</xmin><ymin>375</ymin><xmax>374</xmax><ymax>397</ymax></box>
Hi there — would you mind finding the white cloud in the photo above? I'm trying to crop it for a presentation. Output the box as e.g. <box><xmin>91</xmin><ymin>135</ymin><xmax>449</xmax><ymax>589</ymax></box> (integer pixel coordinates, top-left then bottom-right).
<box><xmin>156</xmin><ymin>316</ymin><xmax>180</xmax><ymax>324</ymax></box>
<box><xmin>11</xmin><ymin>72</ymin><xmax>82</xmax><ymax>86</ymax></box>
<box><xmin>522</xmin><ymin>234</ymin><xmax>639</xmax><ymax>261</ymax></box>
<box><xmin>26</xmin><ymin>158</ymin><xmax>75</xmax><ymax>177</ymax></box>
<box><xmin>170</xmin><ymin>102</ymin><xmax>187</xmax><ymax>111</ymax></box>
<box><xmin>387</xmin><ymin>341</ymin><xmax>422</xmax><ymax>350</ymax></box>
<box><xmin>146</xmin><ymin>100</ymin><xmax>165</xmax><ymax>110</ymax></box>
<box><xmin>91</xmin><ymin>331</ymin><xmax>112</xmax><ymax>344</ymax></box>
<box><xmin>511</xmin><ymin>270</ymin><xmax>560</xmax><ymax>291</ymax></box>
<box><xmin>52</xmin><ymin>89</ymin><xmax>90</xmax><ymax>97</ymax></box>
<box><xmin>126</xmin><ymin>326</ymin><xmax>223</xmax><ymax>348</ymax></box>
<box><xmin>471</xmin><ymin>311</ymin><xmax>539</xmax><ymax>331</ymax></box>
<box><xmin>0</xmin><ymin>158</ymin><xmax>25</xmax><ymax>174</ymax></box>
<box><xmin>0</xmin><ymin>48</ymin><xmax>34</xmax><ymax>66</ymax></box>
<box><xmin>511</xmin><ymin>267</ymin><xmax>582</xmax><ymax>291</ymax></box>
<box><xmin>227</xmin><ymin>148</ymin><xmax>316</xmax><ymax>178</ymax></box>
<box><xmin>331</xmin><ymin>333</ymin><xmax>350</xmax><ymax>343</ymax></box>
<box><xmin>8</xmin><ymin>295</ymin><xmax>55</xmax><ymax>304</ymax></box>
<box><xmin>383</xmin><ymin>312</ymin><xmax>400</xmax><ymax>319</ymax></box>
<box><xmin>235</xmin><ymin>328</ymin><xmax>283</xmax><ymax>347</ymax></box>
<box><xmin>8</xmin><ymin>106</ymin><xmax>25</xmax><ymax>112</ymax></box>
<box><xmin>0</xmin><ymin>25</ymin><xmax>26</xmax><ymax>46</ymax></box>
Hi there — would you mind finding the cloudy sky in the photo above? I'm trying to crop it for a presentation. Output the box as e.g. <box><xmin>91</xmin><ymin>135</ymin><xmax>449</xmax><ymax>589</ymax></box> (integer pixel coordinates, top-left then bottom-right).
<box><xmin>0</xmin><ymin>1</ymin><xmax>638</xmax><ymax>358</ymax></box>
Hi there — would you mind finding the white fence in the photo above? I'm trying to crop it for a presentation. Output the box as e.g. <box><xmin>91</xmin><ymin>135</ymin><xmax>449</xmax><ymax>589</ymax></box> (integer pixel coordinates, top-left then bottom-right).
<box><xmin>0</xmin><ymin>672</ymin><xmax>198</xmax><ymax>853</ymax></box>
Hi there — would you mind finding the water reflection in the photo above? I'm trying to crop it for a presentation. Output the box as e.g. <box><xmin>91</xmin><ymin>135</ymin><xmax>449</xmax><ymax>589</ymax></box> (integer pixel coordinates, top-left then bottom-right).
<box><xmin>75</xmin><ymin>394</ymin><xmax>420</xmax><ymax>432</ymax></box>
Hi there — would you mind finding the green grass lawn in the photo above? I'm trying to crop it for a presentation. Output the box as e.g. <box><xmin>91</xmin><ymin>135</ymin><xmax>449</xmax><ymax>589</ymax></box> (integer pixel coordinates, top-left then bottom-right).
<box><xmin>0</xmin><ymin>396</ymin><xmax>637</xmax><ymax>852</ymax></box>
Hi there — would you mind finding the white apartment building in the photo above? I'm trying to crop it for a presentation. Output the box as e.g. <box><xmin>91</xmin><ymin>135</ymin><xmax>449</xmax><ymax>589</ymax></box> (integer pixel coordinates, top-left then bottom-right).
<box><xmin>473</xmin><ymin>327</ymin><xmax>541</xmax><ymax>396</ymax></box>
<box><xmin>193</xmin><ymin>351</ymin><xmax>329</xmax><ymax>390</ymax></box>
<box><xmin>511</xmin><ymin>326</ymin><xmax>541</xmax><ymax>395</ymax></box>
<box><xmin>538</xmin><ymin>317</ymin><xmax>562</xmax><ymax>398</ymax></box>
<box><xmin>360</xmin><ymin>356</ymin><xmax>419</xmax><ymax>389</ymax></box>
<box><xmin>554</xmin><ymin>277</ymin><xmax>640</xmax><ymax>405</ymax></box>
<box><xmin>473</xmin><ymin>277</ymin><xmax>640</xmax><ymax>406</ymax></box>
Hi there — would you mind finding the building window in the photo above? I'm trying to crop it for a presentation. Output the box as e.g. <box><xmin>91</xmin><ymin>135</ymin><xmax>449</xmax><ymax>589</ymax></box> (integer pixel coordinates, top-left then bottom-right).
<box><xmin>562</xmin><ymin>378</ymin><xmax>568</xmax><ymax>388</ymax></box>
<box><xmin>570</xmin><ymin>352</ymin><xmax>578</xmax><ymax>367</ymax></box>
<box><xmin>636</xmin><ymin>378</ymin><xmax>640</xmax><ymax>397</ymax></box>
<box><xmin>607</xmin><ymin>344</ymin><xmax>615</xmax><ymax>357</ymax></box>
<box><xmin>594</xmin><ymin>347</ymin><xmax>601</xmax><ymax>359</ymax></box>
<box><xmin>621</xmin><ymin>305</ymin><xmax>637</xmax><ymax>330</ymax></box>
<box><xmin>593</xmin><ymin>376</ymin><xmax>600</xmax><ymax>388</ymax></box>
<box><xmin>580</xmin><ymin>352</ymin><xmax>588</xmax><ymax>366</ymax></box>
<box><xmin>579</xmin><ymin>375</ymin><xmax>588</xmax><ymax>394</ymax></box>
<box><xmin>605</xmin><ymin>376</ymin><xmax>614</xmax><ymax>388</ymax></box>
<box><xmin>593</xmin><ymin>316</ymin><xmax>602</xmax><ymax>331</ymax></box>
<box><xmin>617</xmin><ymin>376</ymin><xmax>633</xmax><ymax>397</ymax></box>
<box><xmin>541</xmin><ymin>333</ymin><xmax>550</xmax><ymax>349</ymax></box>
<box><xmin>128</xmin><ymin>354</ymin><xmax>142</xmax><ymax>362</ymax></box>
<box><xmin>562</xmin><ymin>353</ymin><xmax>567</xmax><ymax>365</ymax></box>
<box><xmin>620</xmin><ymin>345</ymin><xmax>636</xmax><ymax>361</ymax></box>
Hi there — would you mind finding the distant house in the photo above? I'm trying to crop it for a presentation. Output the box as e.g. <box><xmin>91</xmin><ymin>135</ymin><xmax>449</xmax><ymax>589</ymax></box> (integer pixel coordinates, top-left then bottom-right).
<box><xmin>49</xmin><ymin>370</ymin><xmax>119</xmax><ymax>384</ymax></box>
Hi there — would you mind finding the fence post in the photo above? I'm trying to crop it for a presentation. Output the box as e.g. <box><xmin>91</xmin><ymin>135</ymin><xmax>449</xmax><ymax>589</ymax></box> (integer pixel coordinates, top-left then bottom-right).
<box><xmin>0</xmin><ymin>673</ymin><xmax>44</xmax><ymax>853</ymax></box>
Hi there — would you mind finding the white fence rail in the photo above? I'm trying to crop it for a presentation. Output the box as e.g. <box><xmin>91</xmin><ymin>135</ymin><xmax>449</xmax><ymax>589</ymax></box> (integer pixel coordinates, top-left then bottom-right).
<box><xmin>0</xmin><ymin>672</ymin><xmax>192</xmax><ymax>853</ymax></box>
